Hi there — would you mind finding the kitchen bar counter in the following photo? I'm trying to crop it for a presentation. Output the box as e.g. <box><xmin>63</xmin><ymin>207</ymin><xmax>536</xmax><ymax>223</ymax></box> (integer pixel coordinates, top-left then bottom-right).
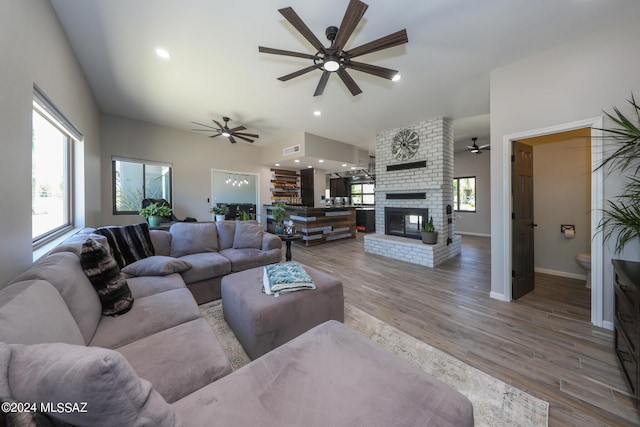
<box><xmin>265</xmin><ymin>205</ymin><xmax>356</xmax><ymax>246</ymax></box>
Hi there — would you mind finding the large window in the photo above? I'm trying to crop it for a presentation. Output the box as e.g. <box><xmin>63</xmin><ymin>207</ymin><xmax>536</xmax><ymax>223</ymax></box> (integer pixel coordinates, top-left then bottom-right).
<box><xmin>453</xmin><ymin>176</ymin><xmax>476</xmax><ymax>212</ymax></box>
<box><xmin>32</xmin><ymin>87</ymin><xmax>79</xmax><ymax>246</ymax></box>
<box><xmin>113</xmin><ymin>158</ymin><xmax>172</xmax><ymax>214</ymax></box>
<box><xmin>350</xmin><ymin>182</ymin><xmax>375</xmax><ymax>205</ymax></box>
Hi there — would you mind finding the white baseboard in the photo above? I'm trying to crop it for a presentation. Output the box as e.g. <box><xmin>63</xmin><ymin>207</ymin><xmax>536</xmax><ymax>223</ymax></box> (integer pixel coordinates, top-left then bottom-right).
<box><xmin>534</xmin><ymin>267</ymin><xmax>586</xmax><ymax>281</ymax></box>
<box><xmin>455</xmin><ymin>231</ymin><xmax>491</xmax><ymax>237</ymax></box>
<box><xmin>490</xmin><ymin>291</ymin><xmax>509</xmax><ymax>302</ymax></box>
<box><xmin>602</xmin><ymin>320</ymin><xmax>614</xmax><ymax>331</ymax></box>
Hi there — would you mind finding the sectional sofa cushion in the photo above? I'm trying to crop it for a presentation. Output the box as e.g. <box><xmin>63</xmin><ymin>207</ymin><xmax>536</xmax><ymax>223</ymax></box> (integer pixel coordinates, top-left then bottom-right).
<box><xmin>149</xmin><ymin>230</ymin><xmax>172</xmax><ymax>257</ymax></box>
<box><xmin>89</xmin><ymin>288</ymin><xmax>200</xmax><ymax>349</ymax></box>
<box><xmin>6</xmin><ymin>342</ymin><xmax>178</xmax><ymax>427</ymax></box>
<box><xmin>122</xmin><ymin>256</ymin><xmax>192</xmax><ymax>277</ymax></box>
<box><xmin>0</xmin><ymin>280</ymin><xmax>84</xmax><ymax>346</ymax></box>
<box><xmin>170</xmin><ymin>222</ymin><xmax>218</xmax><ymax>257</ymax></box>
<box><xmin>126</xmin><ymin>273</ymin><xmax>186</xmax><ymax>299</ymax></box>
<box><xmin>219</xmin><ymin>248</ymin><xmax>281</xmax><ymax>273</ymax></box>
<box><xmin>172</xmin><ymin>320</ymin><xmax>474</xmax><ymax>427</ymax></box>
<box><xmin>115</xmin><ymin>318</ymin><xmax>232</xmax><ymax>403</ymax></box>
<box><xmin>216</xmin><ymin>220</ymin><xmax>236</xmax><ymax>250</ymax></box>
<box><xmin>178</xmin><ymin>252</ymin><xmax>231</xmax><ymax>284</ymax></box>
<box><xmin>95</xmin><ymin>223</ymin><xmax>155</xmax><ymax>268</ymax></box>
<box><xmin>48</xmin><ymin>232</ymin><xmax>110</xmax><ymax>257</ymax></box>
<box><xmin>80</xmin><ymin>239</ymin><xmax>134</xmax><ymax>317</ymax></box>
<box><xmin>233</xmin><ymin>221</ymin><xmax>264</xmax><ymax>249</ymax></box>
<box><xmin>11</xmin><ymin>252</ymin><xmax>102</xmax><ymax>344</ymax></box>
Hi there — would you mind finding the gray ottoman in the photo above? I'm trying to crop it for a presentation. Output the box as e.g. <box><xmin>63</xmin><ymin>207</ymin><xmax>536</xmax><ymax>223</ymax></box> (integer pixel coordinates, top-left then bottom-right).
<box><xmin>221</xmin><ymin>264</ymin><xmax>344</xmax><ymax>359</ymax></box>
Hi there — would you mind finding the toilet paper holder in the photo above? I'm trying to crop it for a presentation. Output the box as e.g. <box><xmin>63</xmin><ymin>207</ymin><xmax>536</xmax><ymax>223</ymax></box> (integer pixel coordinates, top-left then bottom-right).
<box><xmin>560</xmin><ymin>224</ymin><xmax>575</xmax><ymax>233</ymax></box>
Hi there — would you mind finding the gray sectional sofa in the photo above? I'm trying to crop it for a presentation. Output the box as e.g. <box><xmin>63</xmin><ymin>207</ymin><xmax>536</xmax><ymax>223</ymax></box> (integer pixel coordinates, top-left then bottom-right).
<box><xmin>0</xmin><ymin>221</ymin><xmax>474</xmax><ymax>426</ymax></box>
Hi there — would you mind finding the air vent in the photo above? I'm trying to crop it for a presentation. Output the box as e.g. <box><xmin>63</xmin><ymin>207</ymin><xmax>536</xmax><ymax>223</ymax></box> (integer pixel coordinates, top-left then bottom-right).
<box><xmin>282</xmin><ymin>145</ymin><xmax>301</xmax><ymax>156</ymax></box>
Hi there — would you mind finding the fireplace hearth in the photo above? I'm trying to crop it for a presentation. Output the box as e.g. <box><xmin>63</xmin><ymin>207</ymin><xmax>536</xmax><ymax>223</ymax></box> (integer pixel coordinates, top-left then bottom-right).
<box><xmin>385</xmin><ymin>207</ymin><xmax>428</xmax><ymax>240</ymax></box>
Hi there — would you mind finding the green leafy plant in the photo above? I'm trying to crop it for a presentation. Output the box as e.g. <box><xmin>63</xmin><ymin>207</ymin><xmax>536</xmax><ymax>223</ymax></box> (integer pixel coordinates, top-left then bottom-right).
<box><xmin>210</xmin><ymin>205</ymin><xmax>229</xmax><ymax>215</ymax></box>
<box><xmin>271</xmin><ymin>203</ymin><xmax>287</xmax><ymax>223</ymax></box>
<box><xmin>595</xmin><ymin>93</ymin><xmax>640</xmax><ymax>254</ymax></box>
<box><xmin>421</xmin><ymin>216</ymin><xmax>435</xmax><ymax>233</ymax></box>
<box><xmin>239</xmin><ymin>210</ymin><xmax>252</xmax><ymax>221</ymax></box>
<box><xmin>139</xmin><ymin>202</ymin><xmax>172</xmax><ymax>218</ymax></box>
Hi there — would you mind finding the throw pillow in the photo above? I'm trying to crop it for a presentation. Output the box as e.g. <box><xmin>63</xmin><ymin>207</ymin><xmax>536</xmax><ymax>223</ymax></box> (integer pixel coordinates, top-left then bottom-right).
<box><xmin>215</xmin><ymin>220</ymin><xmax>236</xmax><ymax>250</ymax></box>
<box><xmin>80</xmin><ymin>239</ymin><xmax>134</xmax><ymax>316</ymax></box>
<box><xmin>233</xmin><ymin>221</ymin><xmax>264</xmax><ymax>249</ymax></box>
<box><xmin>169</xmin><ymin>222</ymin><xmax>218</xmax><ymax>257</ymax></box>
<box><xmin>0</xmin><ymin>397</ymin><xmax>71</xmax><ymax>426</ymax></box>
<box><xmin>7</xmin><ymin>342</ymin><xmax>178</xmax><ymax>427</ymax></box>
<box><xmin>95</xmin><ymin>223</ymin><xmax>155</xmax><ymax>268</ymax></box>
<box><xmin>121</xmin><ymin>256</ymin><xmax>192</xmax><ymax>276</ymax></box>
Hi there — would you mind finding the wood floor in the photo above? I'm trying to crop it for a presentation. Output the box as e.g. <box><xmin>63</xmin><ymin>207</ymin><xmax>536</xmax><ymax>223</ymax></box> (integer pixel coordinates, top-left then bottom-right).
<box><xmin>290</xmin><ymin>234</ymin><xmax>638</xmax><ymax>427</ymax></box>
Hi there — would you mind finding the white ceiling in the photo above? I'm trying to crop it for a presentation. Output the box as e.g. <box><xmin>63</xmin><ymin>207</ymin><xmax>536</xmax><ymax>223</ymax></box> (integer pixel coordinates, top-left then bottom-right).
<box><xmin>50</xmin><ymin>0</ymin><xmax>638</xmax><ymax>166</ymax></box>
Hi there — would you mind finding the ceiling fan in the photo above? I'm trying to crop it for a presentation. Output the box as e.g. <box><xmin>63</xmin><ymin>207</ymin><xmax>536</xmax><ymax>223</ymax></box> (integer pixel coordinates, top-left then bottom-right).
<box><xmin>190</xmin><ymin>117</ymin><xmax>259</xmax><ymax>144</ymax></box>
<box><xmin>466</xmin><ymin>137</ymin><xmax>490</xmax><ymax>154</ymax></box>
<box><xmin>258</xmin><ymin>0</ymin><xmax>408</xmax><ymax>97</ymax></box>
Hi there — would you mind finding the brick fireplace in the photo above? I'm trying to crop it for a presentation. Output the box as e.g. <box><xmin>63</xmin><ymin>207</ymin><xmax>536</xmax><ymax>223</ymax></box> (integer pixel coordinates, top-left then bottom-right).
<box><xmin>364</xmin><ymin>117</ymin><xmax>461</xmax><ymax>267</ymax></box>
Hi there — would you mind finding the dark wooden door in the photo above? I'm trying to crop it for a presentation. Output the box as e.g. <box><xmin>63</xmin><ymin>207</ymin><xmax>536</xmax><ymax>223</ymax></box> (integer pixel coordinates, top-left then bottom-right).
<box><xmin>300</xmin><ymin>168</ymin><xmax>314</xmax><ymax>207</ymax></box>
<box><xmin>512</xmin><ymin>141</ymin><xmax>535</xmax><ymax>299</ymax></box>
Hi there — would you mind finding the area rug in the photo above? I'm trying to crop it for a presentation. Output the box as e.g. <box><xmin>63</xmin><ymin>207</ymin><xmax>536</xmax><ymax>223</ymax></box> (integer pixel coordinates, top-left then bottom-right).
<box><xmin>199</xmin><ymin>301</ymin><xmax>549</xmax><ymax>427</ymax></box>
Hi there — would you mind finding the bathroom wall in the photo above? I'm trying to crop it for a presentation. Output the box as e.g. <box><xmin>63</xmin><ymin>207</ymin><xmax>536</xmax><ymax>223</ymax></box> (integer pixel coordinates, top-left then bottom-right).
<box><xmin>529</xmin><ymin>132</ymin><xmax>591</xmax><ymax>278</ymax></box>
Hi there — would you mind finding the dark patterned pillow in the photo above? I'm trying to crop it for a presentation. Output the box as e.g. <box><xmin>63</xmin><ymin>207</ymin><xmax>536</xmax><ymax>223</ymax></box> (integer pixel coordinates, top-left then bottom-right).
<box><xmin>80</xmin><ymin>239</ymin><xmax>134</xmax><ymax>316</ymax></box>
<box><xmin>0</xmin><ymin>397</ymin><xmax>71</xmax><ymax>426</ymax></box>
<box><xmin>95</xmin><ymin>223</ymin><xmax>155</xmax><ymax>269</ymax></box>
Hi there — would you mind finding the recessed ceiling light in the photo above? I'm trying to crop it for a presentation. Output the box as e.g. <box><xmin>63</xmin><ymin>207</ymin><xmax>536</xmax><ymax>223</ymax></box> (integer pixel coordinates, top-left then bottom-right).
<box><xmin>351</xmin><ymin>167</ymin><xmax>356</xmax><ymax>170</ymax></box>
<box><xmin>307</xmin><ymin>165</ymin><xmax>313</xmax><ymax>168</ymax></box>
<box><xmin>342</xmin><ymin>164</ymin><xmax>347</xmax><ymax>167</ymax></box>
<box><xmin>275</xmin><ymin>163</ymin><xmax>280</xmax><ymax>167</ymax></box>
<box><xmin>318</xmin><ymin>159</ymin><xmax>324</xmax><ymax>163</ymax></box>
<box><xmin>313</xmin><ymin>111</ymin><xmax>321</xmax><ymax>116</ymax></box>
<box><xmin>294</xmin><ymin>159</ymin><xmax>300</xmax><ymax>163</ymax></box>
<box><xmin>155</xmin><ymin>48</ymin><xmax>171</xmax><ymax>59</ymax></box>
<box><xmin>392</xmin><ymin>73</ymin><xmax>401</xmax><ymax>82</ymax></box>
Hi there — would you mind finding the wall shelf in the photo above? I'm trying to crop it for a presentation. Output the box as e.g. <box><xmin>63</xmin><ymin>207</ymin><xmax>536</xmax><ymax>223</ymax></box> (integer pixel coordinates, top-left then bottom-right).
<box><xmin>270</xmin><ymin>168</ymin><xmax>300</xmax><ymax>204</ymax></box>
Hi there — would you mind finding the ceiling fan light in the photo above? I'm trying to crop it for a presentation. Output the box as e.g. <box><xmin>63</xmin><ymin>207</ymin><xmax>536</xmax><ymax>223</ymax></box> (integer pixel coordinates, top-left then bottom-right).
<box><xmin>392</xmin><ymin>73</ymin><xmax>401</xmax><ymax>82</ymax></box>
<box><xmin>221</xmin><ymin>131</ymin><xmax>231</xmax><ymax>137</ymax></box>
<box><xmin>323</xmin><ymin>59</ymin><xmax>340</xmax><ymax>72</ymax></box>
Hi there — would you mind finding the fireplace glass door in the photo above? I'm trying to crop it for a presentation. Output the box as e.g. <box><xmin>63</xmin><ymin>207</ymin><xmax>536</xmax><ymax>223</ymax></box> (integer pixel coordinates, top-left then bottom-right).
<box><xmin>385</xmin><ymin>208</ymin><xmax>428</xmax><ymax>240</ymax></box>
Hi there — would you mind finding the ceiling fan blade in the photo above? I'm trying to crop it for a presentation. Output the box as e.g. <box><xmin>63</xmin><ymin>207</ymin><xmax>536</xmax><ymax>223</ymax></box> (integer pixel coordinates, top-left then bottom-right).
<box><xmin>346</xmin><ymin>61</ymin><xmax>399</xmax><ymax>80</ymax></box>
<box><xmin>277</xmin><ymin>64</ymin><xmax>321</xmax><ymax>82</ymax></box>
<box><xmin>258</xmin><ymin>46</ymin><xmax>320</xmax><ymax>60</ymax></box>
<box><xmin>228</xmin><ymin>136</ymin><xmax>238</xmax><ymax>144</ymax></box>
<box><xmin>234</xmin><ymin>132</ymin><xmax>259</xmax><ymax>139</ymax></box>
<box><xmin>336</xmin><ymin>68</ymin><xmax>362</xmax><ymax>96</ymax></box>
<box><xmin>314</xmin><ymin>71</ymin><xmax>331</xmax><ymax>97</ymax></box>
<box><xmin>333</xmin><ymin>0</ymin><xmax>368</xmax><ymax>54</ymax></box>
<box><xmin>479</xmin><ymin>144</ymin><xmax>491</xmax><ymax>149</ymax></box>
<box><xmin>190</xmin><ymin>121</ymin><xmax>219</xmax><ymax>130</ymax></box>
<box><xmin>234</xmin><ymin>135</ymin><xmax>255</xmax><ymax>143</ymax></box>
<box><xmin>278</xmin><ymin>7</ymin><xmax>326</xmax><ymax>54</ymax></box>
<box><xmin>208</xmin><ymin>133</ymin><xmax>222</xmax><ymax>138</ymax></box>
<box><xmin>229</xmin><ymin>125</ymin><xmax>247</xmax><ymax>132</ymax></box>
<box><xmin>346</xmin><ymin>29</ymin><xmax>408</xmax><ymax>58</ymax></box>
<box><xmin>212</xmin><ymin>120</ymin><xmax>225</xmax><ymax>130</ymax></box>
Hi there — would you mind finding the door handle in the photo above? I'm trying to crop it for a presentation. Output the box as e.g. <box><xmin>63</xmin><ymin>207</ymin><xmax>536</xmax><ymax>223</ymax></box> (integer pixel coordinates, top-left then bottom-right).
<box><xmin>530</xmin><ymin>223</ymin><xmax>538</xmax><ymax>228</ymax></box>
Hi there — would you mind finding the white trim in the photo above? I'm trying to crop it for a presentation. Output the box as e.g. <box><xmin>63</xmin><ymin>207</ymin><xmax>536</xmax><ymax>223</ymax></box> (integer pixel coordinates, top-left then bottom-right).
<box><xmin>490</xmin><ymin>291</ymin><xmax>509</xmax><ymax>301</ymax></box>
<box><xmin>499</xmin><ymin>117</ymin><xmax>604</xmax><ymax>327</ymax></box>
<box><xmin>534</xmin><ymin>267</ymin><xmax>586</xmax><ymax>281</ymax></box>
<box><xmin>455</xmin><ymin>231</ymin><xmax>491</xmax><ymax>237</ymax></box>
<box><xmin>602</xmin><ymin>320</ymin><xmax>614</xmax><ymax>331</ymax></box>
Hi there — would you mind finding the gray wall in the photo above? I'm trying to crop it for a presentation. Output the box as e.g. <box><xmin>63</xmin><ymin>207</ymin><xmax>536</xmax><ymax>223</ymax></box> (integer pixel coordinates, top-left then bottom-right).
<box><xmin>490</xmin><ymin>12</ymin><xmax>640</xmax><ymax>323</ymax></box>
<box><xmin>533</xmin><ymin>138</ymin><xmax>591</xmax><ymax>278</ymax></box>
<box><xmin>101</xmin><ymin>114</ymin><xmax>270</xmax><ymax>226</ymax></box>
<box><xmin>0</xmin><ymin>0</ymin><xmax>101</xmax><ymax>286</ymax></box>
<box><xmin>453</xmin><ymin>137</ymin><xmax>491</xmax><ymax>236</ymax></box>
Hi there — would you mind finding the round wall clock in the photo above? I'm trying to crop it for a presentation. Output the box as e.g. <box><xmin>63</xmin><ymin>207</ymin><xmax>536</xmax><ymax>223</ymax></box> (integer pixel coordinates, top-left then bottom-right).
<box><xmin>391</xmin><ymin>129</ymin><xmax>420</xmax><ymax>161</ymax></box>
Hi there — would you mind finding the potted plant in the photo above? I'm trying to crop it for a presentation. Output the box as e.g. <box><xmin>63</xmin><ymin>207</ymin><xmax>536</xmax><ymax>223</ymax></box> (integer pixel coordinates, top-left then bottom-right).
<box><xmin>139</xmin><ymin>202</ymin><xmax>172</xmax><ymax>227</ymax></box>
<box><xmin>238</xmin><ymin>210</ymin><xmax>252</xmax><ymax>221</ymax></box>
<box><xmin>596</xmin><ymin>93</ymin><xmax>640</xmax><ymax>254</ymax></box>
<box><xmin>421</xmin><ymin>216</ymin><xmax>438</xmax><ymax>244</ymax></box>
<box><xmin>210</xmin><ymin>205</ymin><xmax>229</xmax><ymax>221</ymax></box>
<box><xmin>271</xmin><ymin>203</ymin><xmax>287</xmax><ymax>234</ymax></box>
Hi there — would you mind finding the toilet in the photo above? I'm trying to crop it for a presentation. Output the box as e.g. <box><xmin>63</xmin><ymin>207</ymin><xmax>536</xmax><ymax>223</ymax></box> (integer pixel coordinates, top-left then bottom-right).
<box><xmin>575</xmin><ymin>253</ymin><xmax>591</xmax><ymax>289</ymax></box>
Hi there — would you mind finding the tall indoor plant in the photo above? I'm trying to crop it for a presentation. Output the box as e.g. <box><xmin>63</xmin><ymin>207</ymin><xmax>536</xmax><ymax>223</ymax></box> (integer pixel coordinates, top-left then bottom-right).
<box><xmin>271</xmin><ymin>203</ymin><xmax>287</xmax><ymax>234</ymax></box>
<box><xmin>596</xmin><ymin>93</ymin><xmax>640</xmax><ymax>254</ymax></box>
